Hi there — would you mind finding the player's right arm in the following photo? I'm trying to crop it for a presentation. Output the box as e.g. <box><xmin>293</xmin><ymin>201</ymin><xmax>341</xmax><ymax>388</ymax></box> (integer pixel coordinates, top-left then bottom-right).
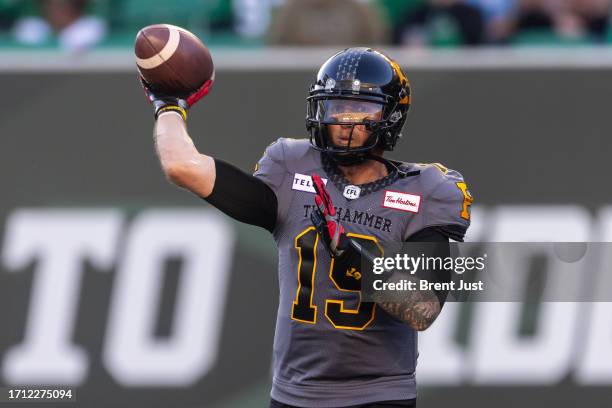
<box><xmin>143</xmin><ymin>78</ymin><xmax>279</xmax><ymax>232</ymax></box>
<box><xmin>154</xmin><ymin>112</ymin><xmax>216</xmax><ymax>197</ymax></box>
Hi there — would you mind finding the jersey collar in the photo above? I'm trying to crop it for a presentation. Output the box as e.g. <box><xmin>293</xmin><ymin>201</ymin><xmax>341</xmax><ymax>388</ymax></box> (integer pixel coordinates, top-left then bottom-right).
<box><xmin>320</xmin><ymin>152</ymin><xmax>401</xmax><ymax>199</ymax></box>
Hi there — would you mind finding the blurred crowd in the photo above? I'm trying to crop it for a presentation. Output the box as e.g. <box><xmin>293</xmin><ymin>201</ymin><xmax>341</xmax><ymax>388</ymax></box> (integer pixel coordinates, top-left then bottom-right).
<box><xmin>0</xmin><ymin>0</ymin><xmax>610</xmax><ymax>50</ymax></box>
<box><xmin>1</xmin><ymin>0</ymin><xmax>106</xmax><ymax>50</ymax></box>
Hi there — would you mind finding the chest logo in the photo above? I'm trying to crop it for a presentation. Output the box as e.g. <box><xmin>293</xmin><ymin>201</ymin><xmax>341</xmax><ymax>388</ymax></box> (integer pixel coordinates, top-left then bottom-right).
<box><xmin>383</xmin><ymin>190</ymin><xmax>421</xmax><ymax>213</ymax></box>
<box><xmin>343</xmin><ymin>185</ymin><xmax>361</xmax><ymax>200</ymax></box>
<box><xmin>292</xmin><ymin>173</ymin><xmax>327</xmax><ymax>193</ymax></box>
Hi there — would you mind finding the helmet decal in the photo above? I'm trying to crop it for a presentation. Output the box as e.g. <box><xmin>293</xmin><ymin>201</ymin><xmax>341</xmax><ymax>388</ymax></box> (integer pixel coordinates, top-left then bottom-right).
<box><xmin>335</xmin><ymin>48</ymin><xmax>364</xmax><ymax>81</ymax></box>
<box><xmin>389</xmin><ymin>111</ymin><xmax>402</xmax><ymax>123</ymax></box>
<box><xmin>376</xmin><ymin>50</ymin><xmax>411</xmax><ymax>105</ymax></box>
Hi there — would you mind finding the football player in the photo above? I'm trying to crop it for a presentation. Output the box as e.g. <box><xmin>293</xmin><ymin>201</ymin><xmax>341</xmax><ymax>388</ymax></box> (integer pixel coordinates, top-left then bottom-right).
<box><xmin>141</xmin><ymin>47</ymin><xmax>472</xmax><ymax>408</ymax></box>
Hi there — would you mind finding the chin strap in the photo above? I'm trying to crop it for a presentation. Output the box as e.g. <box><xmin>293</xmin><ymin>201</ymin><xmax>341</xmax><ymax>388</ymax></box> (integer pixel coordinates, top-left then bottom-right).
<box><xmin>327</xmin><ymin>152</ymin><xmax>368</xmax><ymax>166</ymax></box>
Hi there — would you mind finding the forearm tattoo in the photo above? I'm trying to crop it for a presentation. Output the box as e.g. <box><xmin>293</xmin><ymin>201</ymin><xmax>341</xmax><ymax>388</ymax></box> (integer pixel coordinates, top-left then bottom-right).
<box><xmin>372</xmin><ymin>274</ymin><xmax>442</xmax><ymax>331</ymax></box>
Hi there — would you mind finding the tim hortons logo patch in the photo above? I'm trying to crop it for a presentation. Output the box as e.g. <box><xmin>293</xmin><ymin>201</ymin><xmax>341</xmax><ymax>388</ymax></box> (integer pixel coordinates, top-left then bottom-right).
<box><xmin>292</xmin><ymin>173</ymin><xmax>328</xmax><ymax>193</ymax></box>
<box><xmin>383</xmin><ymin>190</ymin><xmax>421</xmax><ymax>213</ymax></box>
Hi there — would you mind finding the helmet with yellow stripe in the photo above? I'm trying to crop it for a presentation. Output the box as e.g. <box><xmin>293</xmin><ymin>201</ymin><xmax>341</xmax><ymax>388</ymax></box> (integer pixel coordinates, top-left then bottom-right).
<box><xmin>306</xmin><ymin>47</ymin><xmax>411</xmax><ymax>165</ymax></box>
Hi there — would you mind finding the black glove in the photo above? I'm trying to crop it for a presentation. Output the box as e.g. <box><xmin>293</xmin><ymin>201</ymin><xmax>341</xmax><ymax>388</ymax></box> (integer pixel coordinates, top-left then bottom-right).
<box><xmin>139</xmin><ymin>76</ymin><xmax>213</xmax><ymax>121</ymax></box>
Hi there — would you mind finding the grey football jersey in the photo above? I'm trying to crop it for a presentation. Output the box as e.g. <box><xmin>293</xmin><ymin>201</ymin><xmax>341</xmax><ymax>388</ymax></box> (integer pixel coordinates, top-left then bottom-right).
<box><xmin>253</xmin><ymin>138</ymin><xmax>471</xmax><ymax>407</ymax></box>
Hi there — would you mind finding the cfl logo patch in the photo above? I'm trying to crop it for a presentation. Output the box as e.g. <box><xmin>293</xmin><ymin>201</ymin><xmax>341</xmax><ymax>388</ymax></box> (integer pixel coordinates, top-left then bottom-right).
<box><xmin>343</xmin><ymin>185</ymin><xmax>361</xmax><ymax>200</ymax></box>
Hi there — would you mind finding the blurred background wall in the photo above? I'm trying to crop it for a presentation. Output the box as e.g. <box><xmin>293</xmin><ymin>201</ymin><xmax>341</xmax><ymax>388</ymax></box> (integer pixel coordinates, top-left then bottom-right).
<box><xmin>1</xmin><ymin>1</ymin><xmax>612</xmax><ymax>408</ymax></box>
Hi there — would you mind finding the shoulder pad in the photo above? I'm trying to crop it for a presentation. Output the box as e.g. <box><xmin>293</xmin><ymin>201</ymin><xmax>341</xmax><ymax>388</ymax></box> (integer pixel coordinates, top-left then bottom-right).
<box><xmin>278</xmin><ymin>138</ymin><xmax>312</xmax><ymax>164</ymax></box>
<box><xmin>253</xmin><ymin>137</ymin><xmax>314</xmax><ymax>176</ymax></box>
<box><xmin>262</xmin><ymin>138</ymin><xmax>286</xmax><ymax>162</ymax></box>
<box><xmin>412</xmin><ymin>162</ymin><xmax>460</xmax><ymax>190</ymax></box>
<box><xmin>417</xmin><ymin>163</ymin><xmax>473</xmax><ymax>241</ymax></box>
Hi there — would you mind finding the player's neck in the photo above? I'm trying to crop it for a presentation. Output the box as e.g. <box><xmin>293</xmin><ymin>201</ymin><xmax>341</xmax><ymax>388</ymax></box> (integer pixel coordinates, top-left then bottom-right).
<box><xmin>338</xmin><ymin>158</ymin><xmax>388</xmax><ymax>186</ymax></box>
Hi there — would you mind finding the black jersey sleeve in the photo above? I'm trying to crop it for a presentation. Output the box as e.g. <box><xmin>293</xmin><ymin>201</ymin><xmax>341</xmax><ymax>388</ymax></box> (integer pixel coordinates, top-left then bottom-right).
<box><xmin>406</xmin><ymin>226</ymin><xmax>450</xmax><ymax>243</ymax></box>
<box><xmin>407</xmin><ymin>226</ymin><xmax>452</xmax><ymax>306</ymax></box>
<box><xmin>204</xmin><ymin>159</ymin><xmax>278</xmax><ymax>232</ymax></box>
<box><xmin>341</xmin><ymin>226</ymin><xmax>452</xmax><ymax>307</ymax></box>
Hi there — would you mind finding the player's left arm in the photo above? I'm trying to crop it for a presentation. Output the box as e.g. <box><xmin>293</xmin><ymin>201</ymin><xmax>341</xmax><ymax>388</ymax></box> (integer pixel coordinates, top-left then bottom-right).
<box><xmin>374</xmin><ymin>171</ymin><xmax>472</xmax><ymax>330</ymax></box>
<box><xmin>372</xmin><ymin>227</ymin><xmax>450</xmax><ymax>331</ymax></box>
<box><xmin>311</xmin><ymin>169</ymin><xmax>471</xmax><ymax>331</ymax></box>
<box><xmin>314</xmin><ymin>222</ymin><xmax>450</xmax><ymax>331</ymax></box>
<box><xmin>374</xmin><ymin>172</ymin><xmax>472</xmax><ymax>330</ymax></box>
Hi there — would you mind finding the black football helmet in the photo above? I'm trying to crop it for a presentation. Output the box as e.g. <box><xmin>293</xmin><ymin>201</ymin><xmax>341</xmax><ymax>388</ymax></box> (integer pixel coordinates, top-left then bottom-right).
<box><xmin>306</xmin><ymin>47</ymin><xmax>411</xmax><ymax>166</ymax></box>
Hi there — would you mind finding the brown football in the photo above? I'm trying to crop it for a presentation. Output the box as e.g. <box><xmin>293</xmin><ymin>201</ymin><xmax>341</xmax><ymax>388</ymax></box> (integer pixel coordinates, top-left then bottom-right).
<box><xmin>135</xmin><ymin>24</ymin><xmax>214</xmax><ymax>96</ymax></box>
